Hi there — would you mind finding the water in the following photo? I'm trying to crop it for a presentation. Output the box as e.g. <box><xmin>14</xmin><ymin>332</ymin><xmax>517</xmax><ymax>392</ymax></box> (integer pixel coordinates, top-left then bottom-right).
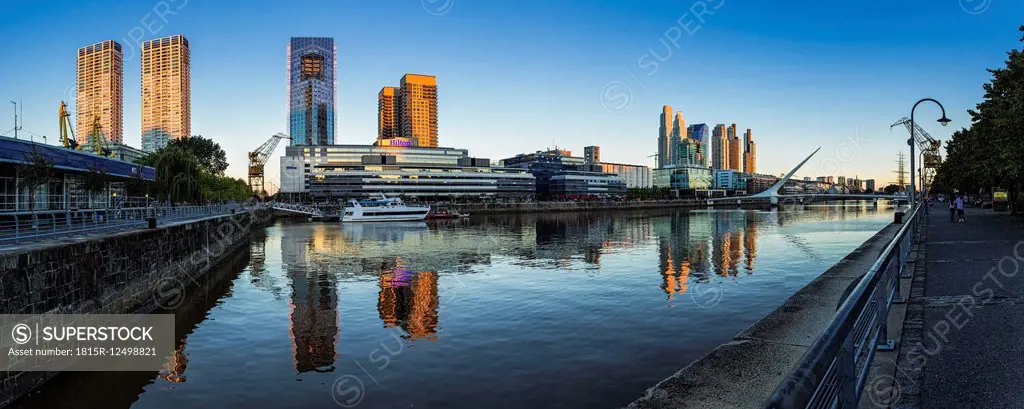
<box><xmin>16</xmin><ymin>205</ymin><xmax>896</xmax><ymax>409</ymax></box>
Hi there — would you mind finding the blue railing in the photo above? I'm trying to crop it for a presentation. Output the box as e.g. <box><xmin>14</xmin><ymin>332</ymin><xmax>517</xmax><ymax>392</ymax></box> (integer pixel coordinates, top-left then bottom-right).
<box><xmin>763</xmin><ymin>205</ymin><xmax>920</xmax><ymax>409</ymax></box>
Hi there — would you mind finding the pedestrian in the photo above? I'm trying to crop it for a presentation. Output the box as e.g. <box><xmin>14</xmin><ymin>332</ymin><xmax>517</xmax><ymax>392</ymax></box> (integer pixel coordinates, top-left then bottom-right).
<box><xmin>949</xmin><ymin>197</ymin><xmax>956</xmax><ymax>222</ymax></box>
<box><xmin>956</xmin><ymin>195</ymin><xmax>966</xmax><ymax>223</ymax></box>
<box><xmin>923</xmin><ymin>196</ymin><xmax>929</xmax><ymax>215</ymax></box>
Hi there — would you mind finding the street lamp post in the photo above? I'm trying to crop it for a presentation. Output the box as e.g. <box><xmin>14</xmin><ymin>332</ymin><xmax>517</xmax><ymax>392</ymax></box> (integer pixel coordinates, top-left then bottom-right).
<box><xmin>909</xmin><ymin>98</ymin><xmax>951</xmax><ymax>210</ymax></box>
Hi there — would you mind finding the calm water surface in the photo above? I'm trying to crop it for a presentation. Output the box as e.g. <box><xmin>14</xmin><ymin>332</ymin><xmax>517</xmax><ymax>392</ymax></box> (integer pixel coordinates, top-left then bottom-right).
<box><xmin>17</xmin><ymin>205</ymin><xmax>896</xmax><ymax>409</ymax></box>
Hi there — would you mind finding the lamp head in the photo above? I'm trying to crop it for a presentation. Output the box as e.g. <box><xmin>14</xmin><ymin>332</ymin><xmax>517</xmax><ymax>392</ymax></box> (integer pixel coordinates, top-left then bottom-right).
<box><xmin>938</xmin><ymin>116</ymin><xmax>952</xmax><ymax>127</ymax></box>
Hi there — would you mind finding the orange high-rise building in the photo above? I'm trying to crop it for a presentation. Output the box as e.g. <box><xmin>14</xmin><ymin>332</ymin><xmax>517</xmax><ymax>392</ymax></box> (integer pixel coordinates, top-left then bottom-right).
<box><xmin>743</xmin><ymin>128</ymin><xmax>757</xmax><ymax>174</ymax></box>
<box><xmin>376</xmin><ymin>74</ymin><xmax>438</xmax><ymax>147</ymax></box>
<box><xmin>377</xmin><ymin>86</ymin><xmax>401</xmax><ymax>141</ymax></box>
<box><xmin>76</xmin><ymin>40</ymin><xmax>123</xmax><ymax>146</ymax></box>
<box><xmin>141</xmin><ymin>34</ymin><xmax>190</xmax><ymax>152</ymax></box>
<box><xmin>727</xmin><ymin>123</ymin><xmax>742</xmax><ymax>171</ymax></box>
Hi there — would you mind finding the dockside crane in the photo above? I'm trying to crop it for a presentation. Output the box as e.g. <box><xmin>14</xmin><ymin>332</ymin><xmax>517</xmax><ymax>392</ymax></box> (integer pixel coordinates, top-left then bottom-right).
<box><xmin>87</xmin><ymin>115</ymin><xmax>112</xmax><ymax>157</ymax></box>
<box><xmin>891</xmin><ymin>117</ymin><xmax>943</xmax><ymax>190</ymax></box>
<box><xmin>249</xmin><ymin>133</ymin><xmax>289</xmax><ymax>196</ymax></box>
<box><xmin>58</xmin><ymin>101</ymin><xmax>79</xmax><ymax>149</ymax></box>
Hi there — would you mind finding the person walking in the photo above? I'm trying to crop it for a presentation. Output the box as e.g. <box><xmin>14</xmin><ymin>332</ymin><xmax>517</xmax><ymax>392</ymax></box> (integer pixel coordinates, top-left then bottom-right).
<box><xmin>949</xmin><ymin>197</ymin><xmax>957</xmax><ymax>222</ymax></box>
<box><xmin>955</xmin><ymin>195</ymin><xmax>966</xmax><ymax>223</ymax></box>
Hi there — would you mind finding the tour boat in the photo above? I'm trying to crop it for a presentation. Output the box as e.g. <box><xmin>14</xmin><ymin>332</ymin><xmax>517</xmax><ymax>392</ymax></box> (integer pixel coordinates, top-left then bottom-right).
<box><xmin>341</xmin><ymin>195</ymin><xmax>430</xmax><ymax>222</ymax></box>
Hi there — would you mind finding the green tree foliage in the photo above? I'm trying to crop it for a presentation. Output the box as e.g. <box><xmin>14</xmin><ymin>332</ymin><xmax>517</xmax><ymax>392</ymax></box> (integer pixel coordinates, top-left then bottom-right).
<box><xmin>139</xmin><ymin>140</ymin><xmax>252</xmax><ymax>204</ymax></box>
<box><xmin>139</xmin><ymin>145</ymin><xmax>203</xmax><ymax>203</ymax></box>
<box><xmin>168</xmin><ymin>135</ymin><xmax>229</xmax><ymax>175</ymax></box>
<box><xmin>883</xmin><ymin>184</ymin><xmax>901</xmax><ymax>195</ymax></box>
<box><xmin>933</xmin><ymin>26</ymin><xmax>1024</xmax><ymax>211</ymax></box>
<box><xmin>17</xmin><ymin>148</ymin><xmax>54</xmax><ymax>211</ymax></box>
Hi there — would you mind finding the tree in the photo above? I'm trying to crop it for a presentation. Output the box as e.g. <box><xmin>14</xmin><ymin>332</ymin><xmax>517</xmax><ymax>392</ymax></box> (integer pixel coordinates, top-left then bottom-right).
<box><xmin>883</xmin><ymin>184</ymin><xmax>901</xmax><ymax>195</ymax></box>
<box><xmin>933</xmin><ymin>25</ymin><xmax>1024</xmax><ymax>212</ymax></box>
<box><xmin>17</xmin><ymin>148</ymin><xmax>54</xmax><ymax>212</ymax></box>
<box><xmin>168</xmin><ymin>135</ymin><xmax>228</xmax><ymax>175</ymax></box>
<box><xmin>139</xmin><ymin>145</ymin><xmax>203</xmax><ymax>203</ymax></box>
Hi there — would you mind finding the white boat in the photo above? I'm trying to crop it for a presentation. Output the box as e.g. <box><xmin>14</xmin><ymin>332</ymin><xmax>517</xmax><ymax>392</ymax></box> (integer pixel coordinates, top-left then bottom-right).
<box><xmin>341</xmin><ymin>195</ymin><xmax>430</xmax><ymax>222</ymax></box>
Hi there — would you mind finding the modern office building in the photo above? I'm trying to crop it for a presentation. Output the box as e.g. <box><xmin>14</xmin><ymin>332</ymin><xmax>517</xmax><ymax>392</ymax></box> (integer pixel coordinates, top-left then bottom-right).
<box><xmin>866</xmin><ymin>179</ymin><xmax>876</xmax><ymax>192</ymax></box>
<box><xmin>714</xmin><ymin>169</ymin><xmax>749</xmax><ymax>191</ymax></box>
<box><xmin>584</xmin><ymin>146</ymin><xmax>601</xmax><ymax>164</ymax></box>
<box><xmin>658</xmin><ymin>106</ymin><xmax>673</xmax><ymax>168</ymax></box>
<box><xmin>280</xmin><ymin>145</ymin><xmax>534</xmax><ymax>200</ymax></box>
<box><xmin>712</xmin><ymin>124</ymin><xmax>728</xmax><ymax>170</ymax></box>
<box><xmin>673</xmin><ymin>137</ymin><xmax>699</xmax><ymax>167</ymax></box>
<box><xmin>141</xmin><ymin>34</ymin><xmax>190</xmax><ymax>152</ymax></box>
<box><xmin>502</xmin><ymin>149</ymin><xmax>626</xmax><ymax>198</ymax></box>
<box><xmin>377</xmin><ymin>86</ymin><xmax>401</xmax><ymax>142</ymax></box>
<box><xmin>76</xmin><ymin>40</ymin><xmax>123</xmax><ymax>146</ymax></box>
<box><xmin>743</xmin><ymin>128</ymin><xmax>756</xmax><ymax>173</ymax></box>
<box><xmin>653</xmin><ymin>165</ymin><xmax>713</xmax><ymax>190</ymax></box>
<box><xmin>598</xmin><ymin>162</ymin><xmax>652</xmax><ymax>188</ymax></box>
<box><xmin>687</xmin><ymin>123</ymin><xmax>710</xmax><ymax>167</ymax></box>
<box><xmin>727</xmin><ymin>124</ymin><xmax>742</xmax><ymax>172</ymax></box>
<box><xmin>287</xmin><ymin>37</ymin><xmax>336</xmax><ymax>146</ymax></box>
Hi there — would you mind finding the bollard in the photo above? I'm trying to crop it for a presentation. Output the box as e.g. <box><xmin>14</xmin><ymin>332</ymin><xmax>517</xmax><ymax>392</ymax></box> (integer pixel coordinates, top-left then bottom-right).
<box><xmin>147</xmin><ymin>217</ymin><xmax>157</xmax><ymax>229</ymax></box>
<box><xmin>894</xmin><ymin>211</ymin><xmax>904</xmax><ymax>224</ymax></box>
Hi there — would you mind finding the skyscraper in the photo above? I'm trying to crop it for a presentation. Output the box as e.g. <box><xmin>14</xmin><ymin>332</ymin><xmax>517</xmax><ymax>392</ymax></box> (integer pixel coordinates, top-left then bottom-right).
<box><xmin>288</xmin><ymin>37</ymin><xmax>336</xmax><ymax>146</ymax></box>
<box><xmin>712</xmin><ymin>124</ymin><xmax>728</xmax><ymax>170</ymax></box>
<box><xmin>670</xmin><ymin>111</ymin><xmax>686</xmax><ymax>166</ymax></box>
<box><xmin>76</xmin><ymin>40</ymin><xmax>123</xmax><ymax>146</ymax></box>
<box><xmin>375</xmin><ymin>74</ymin><xmax>439</xmax><ymax>147</ymax></box>
<box><xmin>658</xmin><ymin>106</ymin><xmax>673</xmax><ymax>168</ymax></box>
<box><xmin>687</xmin><ymin>124</ymin><xmax>710</xmax><ymax>167</ymax></box>
<box><xmin>141</xmin><ymin>34</ymin><xmax>190</xmax><ymax>152</ymax></box>
<box><xmin>398</xmin><ymin>74</ymin><xmax>438</xmax><ymax>148</ymax></box>
<box><xmin>727</xmin><ymin>124</ymin><xmax>742</xmax><ymax>171</ymax></box>
<box><xmin>743</xmin><ymin>128</ymin><xmax>757</xmax><ymax>173</ymax></box>
<box><xmin>377</xmin><ymin>86</ymin><xmax>401</xmax><ymax>141</ymax></box>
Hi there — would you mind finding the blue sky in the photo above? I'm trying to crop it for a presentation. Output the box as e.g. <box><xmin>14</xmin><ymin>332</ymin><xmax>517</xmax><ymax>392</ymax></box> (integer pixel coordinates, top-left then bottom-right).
<box><xmin>0</xmin><ymin>0</ymin><xmax>1021</xmax><ymax>186</ymax></box>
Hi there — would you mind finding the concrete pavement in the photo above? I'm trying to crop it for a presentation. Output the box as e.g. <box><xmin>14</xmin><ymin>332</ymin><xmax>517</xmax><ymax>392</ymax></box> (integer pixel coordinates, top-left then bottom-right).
<box><xmin>892</xmin><ymin>208</ymin><xmax>1024</xmax><ymax>409</ymax></box>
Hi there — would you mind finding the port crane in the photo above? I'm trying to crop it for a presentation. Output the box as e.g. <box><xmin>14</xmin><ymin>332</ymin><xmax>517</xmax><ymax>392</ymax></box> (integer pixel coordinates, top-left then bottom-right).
<box><xmin>891</xmin><ymin>117</ymin><xmax>942</xmax><ymax>190</ymax></box>
<box><xmin>248</xmin><ymin>133</ymin><xmax>289</xmax><ymax>196</ymax></box>
<box><xmin>58</xmin><ymin>101</ymin><xmax>79</xmax><ymax>149</ymax></box>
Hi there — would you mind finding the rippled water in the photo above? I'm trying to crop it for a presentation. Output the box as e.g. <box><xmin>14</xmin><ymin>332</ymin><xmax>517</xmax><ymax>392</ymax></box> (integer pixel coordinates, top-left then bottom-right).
<box><xmin>17</xmin><ymin>205</ymin><xmax>896</xmax><ymax>409</ymax></box>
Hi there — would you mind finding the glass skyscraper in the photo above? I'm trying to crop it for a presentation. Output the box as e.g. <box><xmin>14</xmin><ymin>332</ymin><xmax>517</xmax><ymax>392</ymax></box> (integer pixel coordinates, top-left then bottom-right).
<box><xmin>687</xmin><ymin>123</ymin><xmax>711</xmax><ymax>167</ymax></box>
<box><xmin>287</xmin><ymin>37</ymin><xmax>336</xmax><ymax>146</ymax></box>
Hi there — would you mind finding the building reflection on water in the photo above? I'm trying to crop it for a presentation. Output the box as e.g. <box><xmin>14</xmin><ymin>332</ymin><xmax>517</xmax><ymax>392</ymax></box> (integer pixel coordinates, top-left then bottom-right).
<box><xmin>376</xmin><ymin>261</ymin><xmax>440</xmax><ymax>341</ymax></box>
<box><xmin>266</xmin><ymin>204</ymin><xmax>882</xmax><ymax>353</ymax></box>
<box><xmin>282</xmin><ymin>226</ymin><xmax>340</xmax><ymax>373</ymax></box>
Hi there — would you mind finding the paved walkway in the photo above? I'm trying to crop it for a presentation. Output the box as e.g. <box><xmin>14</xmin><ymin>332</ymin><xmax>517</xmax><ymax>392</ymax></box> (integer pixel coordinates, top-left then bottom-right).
<box><xmin>894</xmin><ymin>207</ymin><xmax>1024</xmax><ymax>408</ymax></box>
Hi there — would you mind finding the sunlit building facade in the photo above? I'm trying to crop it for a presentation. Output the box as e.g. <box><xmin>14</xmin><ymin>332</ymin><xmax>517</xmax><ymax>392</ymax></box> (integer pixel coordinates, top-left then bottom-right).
<box><xmin>76</xmin><ymin>40</ymin><xmax>123</xmax><ymax>146</ymax></box>
<box><xmin>288</xmin><ymin>37</ymin><xmax>336</xmax><ymax>146</ymax></box>
<box><xmin>727</xmin><ymin>123</ymin><xmax>741</xmax><ymax>172</ymax></box>
<box><xmin>743</xmin><ymin>128</ymin><xmax>756</xmax><ymax>174</ymax></box>
<box><xmin>141</xmin><ymin>34</ymin><xmax>190</xmax><ymax>152</ymax></box>
<box><xmin>712</xmin><ymin>124</ymin><xmax>728</xmax><ymax>170</ymax></box>
<box><xmin>280</xmin><ymin>145</ymin><xmax>535</xmax><ymax>199</ymax></box>
<box><xmin>377</xmin><ymin>86</ymin><xmax>401</xmax><ymax>142</ymax></box>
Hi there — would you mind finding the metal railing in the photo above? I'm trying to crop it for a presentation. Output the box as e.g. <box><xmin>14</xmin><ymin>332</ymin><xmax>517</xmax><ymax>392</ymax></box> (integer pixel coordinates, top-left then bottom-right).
<box><xmin>0</xmin><ymin>203</ymin><xmax>259</xmax><ymax>244</ymax></box>
<box><xmin>764</xmin><ymin>205</ymin><xmax>920</xmax><ymax>409</ymax></box>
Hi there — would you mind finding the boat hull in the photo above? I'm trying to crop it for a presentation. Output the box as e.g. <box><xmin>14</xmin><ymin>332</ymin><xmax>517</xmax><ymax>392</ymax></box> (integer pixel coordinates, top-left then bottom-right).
<box><xmin>342</xmin><ymin>213</ymin><xmax>428</xmax><ymax>222</ymax></box>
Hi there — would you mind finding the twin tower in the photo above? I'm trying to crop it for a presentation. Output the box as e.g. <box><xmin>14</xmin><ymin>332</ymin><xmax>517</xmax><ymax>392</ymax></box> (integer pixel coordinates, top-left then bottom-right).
<box><xmin>657</xmin><ymin>105</ymin><xmax>756</xmax><ymax>174</ymax></box>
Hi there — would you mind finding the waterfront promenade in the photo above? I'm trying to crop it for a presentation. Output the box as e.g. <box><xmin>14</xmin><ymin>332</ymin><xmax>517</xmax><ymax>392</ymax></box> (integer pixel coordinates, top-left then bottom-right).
<box><xmin>892</xmin><ymin>208</ymin><xmax>1024</xmax><ymax>408</ymax></box>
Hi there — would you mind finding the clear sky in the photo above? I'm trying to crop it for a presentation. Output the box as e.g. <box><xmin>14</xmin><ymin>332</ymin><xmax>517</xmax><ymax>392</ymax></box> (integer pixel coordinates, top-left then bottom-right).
<box><xmin>1</xmin><ymin>0</ymin><xmax>1021</xmax><ymax>187</ymax></box>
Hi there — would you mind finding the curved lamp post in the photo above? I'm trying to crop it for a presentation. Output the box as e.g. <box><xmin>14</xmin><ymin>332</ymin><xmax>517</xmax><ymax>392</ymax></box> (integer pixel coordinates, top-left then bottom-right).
<box><xmin>909</xmin><ymin>98</ymin><xmax>951</xmax><ymax>209</ymax></box>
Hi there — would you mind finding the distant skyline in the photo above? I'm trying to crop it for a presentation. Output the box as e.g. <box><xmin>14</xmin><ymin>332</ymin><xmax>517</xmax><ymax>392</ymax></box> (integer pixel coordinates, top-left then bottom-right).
<box><xmin>1</xmin><ymin>0</ymin><xmax>1021</xmax><ymax>187</ymax></box>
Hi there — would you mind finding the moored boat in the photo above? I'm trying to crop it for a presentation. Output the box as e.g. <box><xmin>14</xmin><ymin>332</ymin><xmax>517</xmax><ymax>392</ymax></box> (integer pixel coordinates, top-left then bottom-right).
<box><xmin>341</xmin><ymin>195</ymin><xmax>430</xmax><ymax>222</ymax></box>
<box><xmin>426</xmin><ymin>207</ymin><xmax>469</xmax><ymax>220</ymax></box>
